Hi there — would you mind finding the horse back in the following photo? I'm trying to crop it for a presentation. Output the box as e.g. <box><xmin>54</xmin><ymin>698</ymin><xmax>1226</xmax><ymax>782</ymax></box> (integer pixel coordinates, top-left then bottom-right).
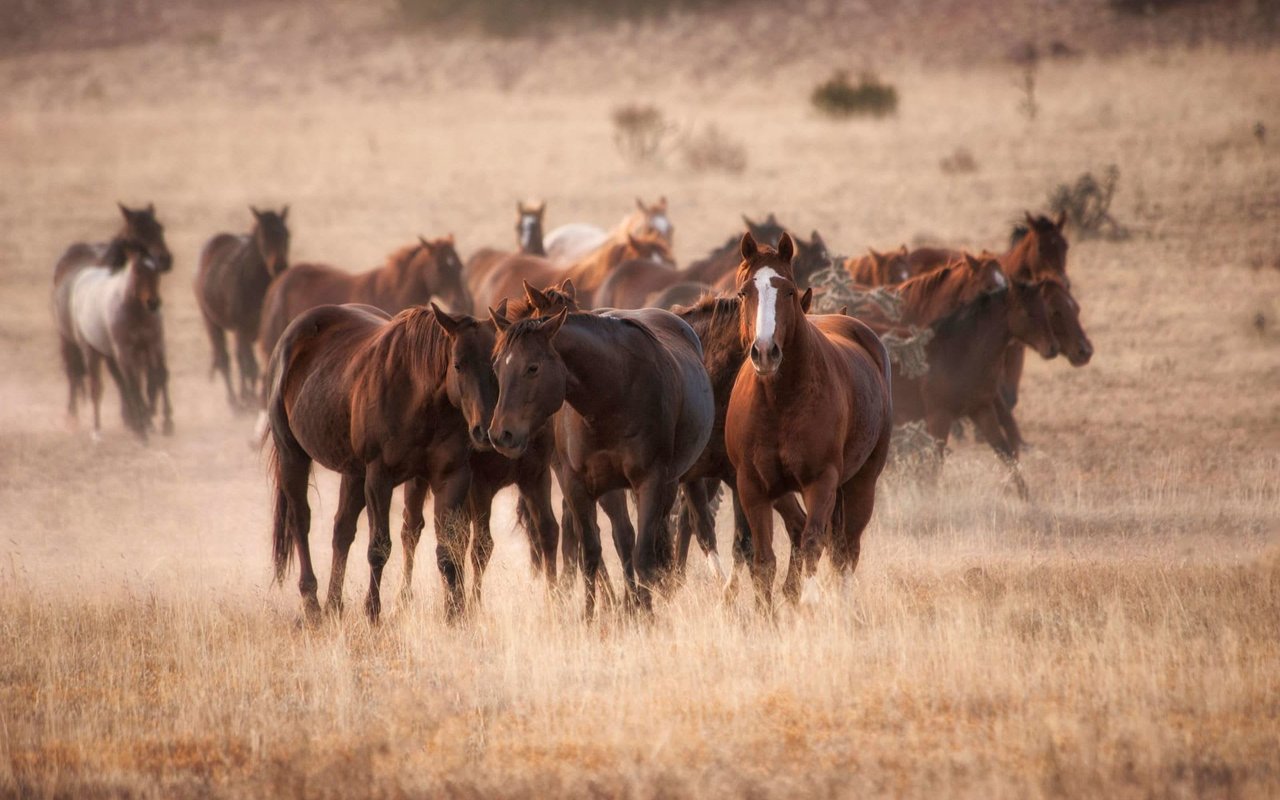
<box><xmin>53</xmin><ymin>242</ymin><xmax>105</xmax><ymax>287</ymax></box>
<box><xmin>907</xmin><ymin>247</ymin><xmax>960</xmax><ymax>277</ymax></box>
<box><xmin>593</xmin><ymin>258</ymin><xmax>668</xmax><ymax>309</ymax></box>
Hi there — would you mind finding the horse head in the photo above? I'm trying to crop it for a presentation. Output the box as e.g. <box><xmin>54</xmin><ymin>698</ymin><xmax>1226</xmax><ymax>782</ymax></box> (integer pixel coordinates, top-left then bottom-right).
<box><xmin>431</xmin><ymin>302</ymin><xmax>499</xmax><ymax>450</ymax></box>
<box><xmin>415</xmin><ymin>234</ymin><xmax>474</xmax><ymax>315</ymax></box>
<box><xmin>486</xmin><ymin>308</ymin><xmax>570</xmax><ymax>459</ymax></box>
<box><xmin>736</xmin><ymin>231</ymin><xmax>813</xmax><ymax>377</ymax></box>
<box><xmin>636</xmin><ymin>196</ymin><xmax>673</xmax><ymax>244</ymax></box>
<box><xmin>1041</xmin><ymin>279</ymin><xmax>1092</xmax><ymax>366</ymax></box>
<box><xmin>126</xmin><ymin>243</ymin><xmax>164</xmax><ymax>313</ymax></box>
<box><xmin>623</xmin><ymin>230</ymin><xmax>676</xmax><ymax>267</ymax></box>
<box><xmin>109</xmin><ymin>202</ymin><xmax>172</xmax><ymax>273</ymax></box>
<box><xmin>1007</xmin><ymin>276</ymin><xmax>1060</xmax><ymax>360</ymax></box>
<box><xmin>250</xmin><ymin>205</ymin><xmax>291</xmax><ymax>277</ymax></box>
<box><xmin>516</xmin><ymin>200</ymin><xmax>546</xmax><ymax>256</ymax></box>
<box><xmin>1010</xmin><ymin>211</ymin><xmax>1070</xmax><ymax>285</ymax></box>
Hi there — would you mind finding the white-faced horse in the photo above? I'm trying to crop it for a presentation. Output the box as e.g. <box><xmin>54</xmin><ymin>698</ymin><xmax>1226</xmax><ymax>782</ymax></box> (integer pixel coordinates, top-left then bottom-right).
<box><xmin>543</xmin><ymin>197</ymin><xmax>673</xmax><ymax>265</ymax></box>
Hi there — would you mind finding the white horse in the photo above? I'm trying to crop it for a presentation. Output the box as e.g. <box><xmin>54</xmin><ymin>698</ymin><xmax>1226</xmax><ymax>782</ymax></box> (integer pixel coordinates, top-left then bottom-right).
<box><xmin>544</xmin><ymin>196</ymin><xmax>673</xmax><ymax>265</ymax></box>
<box><xmin>54</xmin><ymin>247</ymin><xmax>172</xmax><ymax>440</ymax></box>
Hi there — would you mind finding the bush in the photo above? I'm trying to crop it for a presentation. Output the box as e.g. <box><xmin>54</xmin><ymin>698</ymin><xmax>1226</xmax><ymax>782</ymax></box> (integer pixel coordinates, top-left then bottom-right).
<box><xmin>398</xmin><ymin>0</ymin><xmax>746</xmax><ymax>34</ymax></box>
<box><xmin>1048</xmin><ymin>165</ymin><xmax>1127</xmax><ymax>239</ymax></box>
<box><xmin>612</xmin><ymin>104</ymin><xmax>677</xmax><ymax>168</ymax></box>
<box><xmin>811</xmin><ymin>71</ymin><xmax>899</xmax><ymax>119</ymax></box>
<box><xmin>940</xmin><ymin>147</ymin><xmax>979</xmax><ymax>174</ymax></box>
<box><xmin>680</xmin><ymin>124</ymin><xmax>747</xmax><ymax>174</ymax></box>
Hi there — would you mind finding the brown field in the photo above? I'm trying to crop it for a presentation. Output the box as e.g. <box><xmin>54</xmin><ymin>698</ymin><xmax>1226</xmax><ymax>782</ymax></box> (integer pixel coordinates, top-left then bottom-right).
<box><xmin>2</xmin><ymin>2</ymin><xmax>1279</xmax><ymax>797</ymax></box>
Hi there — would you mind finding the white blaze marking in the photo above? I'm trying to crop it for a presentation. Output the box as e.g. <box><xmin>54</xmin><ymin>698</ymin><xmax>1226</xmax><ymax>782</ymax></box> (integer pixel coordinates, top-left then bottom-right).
<box><xmin>800</xmin><ymin>575</ymin><xmax>820</xmax><ymax>605</ymax></box>
<box><xmin>651</xmin><ymin>215</ymin><xmax>671</xmax><ymax>236</ymax></box>
<box><xmin>520</xmin><ymin>216</ymin><xmax>536</xmax><ymax>245</ymax></box>
<box><xmin>992</xmin><ymin>270</ymin><xmax>1007</xmax><ymax>288</ymax></box>
<box><xmin>504</xmin><ymin>354</ymin><xmax>512</xmax><ymax>365</ymax></box>
<box><xmin>706</xmin><ymin>551</ymin><xmax>727</xmax><ymax>584</ymax></box>
<box><xmin>753</xmin><ymin>267</ymin><xmax>780</xmax><ymax>345</ymax></box>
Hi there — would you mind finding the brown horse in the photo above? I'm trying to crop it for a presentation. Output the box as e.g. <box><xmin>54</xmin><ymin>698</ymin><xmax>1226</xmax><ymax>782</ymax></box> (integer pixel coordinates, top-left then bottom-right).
<box><xmin>54</xmin><ymin>203</ymin><xmax>173</xmax><ymax>424</ymax></box>
<box><xmin>487</xmin><ymin>306</ymin><xmax>714</xmax><ymax>615</ymax></box>
<box><xmin>844</xmin><ymin>245</ymin><xmax>911</xmax><ymax>286</ymax></box>
<box><xmin>866</xmin><ymin>252</ymin><xmax>1009</xmax><ymax>327</ymax></box>
<box><xmin>476</xmin><ymin>230</ymin><xmax>673</xmax><ymax>311</ymax></box>
<box><xmin>55</xmin><ymin>242</ymin><xmax>172</xmax><ymax>440</ymax></box>
<box><xmin>543</xmin><ymin>196</ymin><xmax>673</xmax><ymax>264</ymax></box>
<box><xmin>464</xmin><ymin>200</ymin><xmax>547</xmax><ymax>299</ymax></box>
<box><xmin>257</xmin><ymin>235</ymin><xmax>472</xmax><ymax>363</ymax></box>
<box><xmin>725</xmin><ymin>232</ymin><xmax>893</xmax><ymax>612</ymax></box>
<box><xmin>195</xmin><ymin>206</ymin><xmax>291</xmax><ymax>411</ymax></box>
<box><xmin>879</xmin><ymin>275</ymin><xmax>1061</xmax><ymax>497</ymax></box>
<box><xmin>266</xmin><ymin>302</ymin><xmax>495</xmax><ymax>623</ymax></box>
<box><xmin>396</xmin><ymin>279</ymin><xmax>581</xmax><ymax>608</ymax></box>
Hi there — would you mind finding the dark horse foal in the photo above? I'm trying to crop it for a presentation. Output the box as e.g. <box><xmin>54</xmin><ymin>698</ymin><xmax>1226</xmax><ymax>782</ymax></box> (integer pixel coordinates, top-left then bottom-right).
<box><xmin>195</xmin><ymin>206</ymin><xmax>290</xmax><ymax>411</ymax></box>
<box><xmin>266</xmin><ymin>303</ymin><xmax>495</xmax><ymax>623</ymax></box>
<box><xmin>487</xmin><ymin>307</ymin><xmax>714</xmax><ymax>615</ymax></box>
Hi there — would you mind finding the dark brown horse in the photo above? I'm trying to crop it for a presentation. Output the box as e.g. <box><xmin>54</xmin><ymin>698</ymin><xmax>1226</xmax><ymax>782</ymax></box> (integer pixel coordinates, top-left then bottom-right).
<box><xmin>487</xmin><ymin>306</ymin><xmax>714</xmax><ymax>615</ymax></box>
<box><xmin>725</xmin><ymin>232</ymin><xmax>893</xmax><ymax>612</ymax></box>
<box><xmin>53</xmin><ymin>203</ymin><xmax>173</xmax><ymax>426</ymax></box>
<box><xmin>55</xmin><ymin>241</ymin><xmax>172</xmax><ymax>440</ymax></box>
<box><xmin>195</xmin><ymin>206</ymin><xmax>291</xmax><ymax>411</ymax></box>
<box><xmin>843</xmin><ymin>245</ymin><xmax>911</xmax><ymax>286</ymax></box>
<box><xmin>396</xmin><ymin>279</ymin><xmax>581</xmax><ymax>608</ymax></box>
<box><xmin>257</xmin><ymin>235</ymin><xmax>472</xmax><ymax>363</ymax></box>
<box><xmin>476</xmin><ymin>230</ymin><xmax>673</xmax><ymax>311</ymax></box>
<box><xmin>464</xmin><ymin>200</ymin><xmax>547</xmax><ymax>299</ymax></box>
<box><xmin>266</xmin><ymin>302</ymin><xmax>495</xmax><ymax>623</ymax></box>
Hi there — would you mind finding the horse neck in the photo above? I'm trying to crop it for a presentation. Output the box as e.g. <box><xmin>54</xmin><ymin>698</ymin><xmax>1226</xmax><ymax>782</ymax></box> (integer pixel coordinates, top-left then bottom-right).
<box><xmin>377</xmin><ymin>315</ymin><xmax>450</xmax><ymax>407</ymax></box>
<box><xmin>686</xmin><ymin>304</ymin><xmax>744</xmax><ymax>389</ymax></box>
<box><xmin>1001</xmin><ymin>231</ymin><xmax>1038</xmax><ymax>277</ymax></box>
<box><xmin>555</xmin><ymin>319</ymin><xmax>636</xmax><ymax>421</ymax></box>
<box><xmin>932</xmin><ymin>292</ymin><xmax>1011</xmax><ymax>375</ymax></box>
<box><xmin>367</xmin><ymin>252</ymin><xmax>425</xmax><ymax>309</ymax></box>
<box><xmin>566</xmin><ymin>242</ymin><xmax>623</xmax><ymax>291</ymax></box>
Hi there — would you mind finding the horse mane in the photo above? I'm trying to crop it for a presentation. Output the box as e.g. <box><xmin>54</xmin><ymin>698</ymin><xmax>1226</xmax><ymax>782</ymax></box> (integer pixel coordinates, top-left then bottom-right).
<box><xmin>383</xmin><ymin>242</ymin><xmax>426</xmax><ymax>275</ymax></box>
<box><xmin>675</xmin><ymin>294</ymin><xmax>743</xmax><ymax>378</ymax></box>
<box><xmin>100</xmin><ymin>230</ymin><xmax>136</xmax><ymax>271</ymax></box>
<box><xmin>503</xmin><ymin>288</ymin><xmax>579</xmax><ymax>320</ymax></box>
<box><xmin>361</xmin><ymin>305</ymin><xmax>450</xmax><ymax>396</ymax></box>
<box><xmin>930</xmin><ymin>284</ymin><xmax>1008</xmax><ymax>336</ymax></box>
<box><xmin>895</xmin><ymin>261</ymin><xmax>965</xmax><ymax>312</ymax></box>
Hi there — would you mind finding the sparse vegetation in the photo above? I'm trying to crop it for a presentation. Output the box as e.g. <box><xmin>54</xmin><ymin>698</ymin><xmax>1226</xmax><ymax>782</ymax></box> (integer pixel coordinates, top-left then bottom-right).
<box><xmin>611</xmin><ymin>103</ymin><xmax>677</xmax><ymax>168</ymax></box>
<box><xmin>397</xmin><ymin>0</ymin><xmax>745</xmax><ymax>34</ymax></box>
<box><xmin>1049</xmin><ymin>164</ymin><xmax>1127</xmax><ymax>239</ymax></box>
<box><xmin>1017</xmin><ymin>63</ymin><xmax>1040</xmax><ymax>122</ymax></box>
<box><xmin>811</xmin><ymin>71</ymin><xmax>899</xmax><ymax>119</ymax></box>
<box><xmin>680</xmin><ymin>123</ymin><xmax>747</xmax><ymax>174</ymax></box>
<box><xmin>940</xmin><ymin>146</ymin><xmax>979</xmax><ymax>174</ymax></box>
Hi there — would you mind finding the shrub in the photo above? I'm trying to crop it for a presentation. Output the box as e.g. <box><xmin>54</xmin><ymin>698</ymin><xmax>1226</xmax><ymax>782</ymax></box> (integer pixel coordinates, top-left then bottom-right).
<box><xmin>680</xmin><ymin>124</ymin><xmax>747</xmax><ymax>174</ymax></box>
<box><xmin>940</xmin><ymin>147</ymin><xmax>979</xmax><ymax>174</ymax></box>
<box><xmin>811</xmin><ymin>71</ymin><xmax>899</xmax><ymax>119</ymax></box>
<box><xmin>1048</xmin><ymin>165</ymin><xmax>1127</xmax><ymax>239</ymax></box>
<box><xmin>611</xmin><ymin>104</ymin><xmax>677</xmax><ymax>168</ymax></box>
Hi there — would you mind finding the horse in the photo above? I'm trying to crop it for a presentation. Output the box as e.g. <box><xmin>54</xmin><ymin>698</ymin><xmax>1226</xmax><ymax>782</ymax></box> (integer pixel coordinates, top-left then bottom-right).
<box><xmin>725</xmin><ymin>231</ymin><xmax>894</xmax><ymax>612</ymax></box>
<box><xmin>194</xmin><ymin>206</ymin><xmax>291</xmax><ymax>411</ymax></box>
<box><xmin>53</xmin><ymin>203</ymin><xmax>173</xmax><ymax>423</ymax></box>
<box><xmin>860</xmin><ymin>252</ymin><xmax>1009</xmax><ymax>328</ymax></box>
<box><xmin>257</xmin><ymin>235</ymin><xmax>472</xmax><ymax>365</ymax></box>
<box><xmin>487</xmin><ymin>306</ymin><xmax>715</xmax><ymax>616</ymax></box>
<box><xmin>464</xmin><ymin>200</ymin><xmax>547</xmax><ymax>299</ymax></box>
<box><xmin>843</xmin><ymin>245</ymin><xmax>911</xmax><ymax>286</ymax></box>
<box><xmin>54</xmin><ymin>242</ymin><xmax>172</xmax><ymax>440</ymax></box>
<box><xmin>476</xmin><ymin>230</ymin><xmax>673</xmax><ymax>311</ymax></box>
<box><xmin>395</xmin><ymin>279</ymin><xmax>581</xmax><ymax>608</ymax></box>
<box><xmin>266</xmin><ymin>302</ymin><xmax>496</xmax><ymax>624</ymax></box>
<box><xmin>543</xmin><ymin>196</ymin><xmax>672</xmax><ymax>265</ymax></box>
<box><xmin>877</xmin><ymin>275</ymin><xmax>1061</xmax><ymax>498</ymax></box>
<box><xmin>649</xmin><ymin>281</ymin><xmax>715</xmax><ymax>310</ymax></box>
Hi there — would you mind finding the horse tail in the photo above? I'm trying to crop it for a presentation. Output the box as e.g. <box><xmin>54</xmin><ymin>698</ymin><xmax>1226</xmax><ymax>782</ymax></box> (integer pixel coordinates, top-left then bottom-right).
<box><xmin>266</xmin><ymin>439</ymin><xmax>292</xmax><ymax>584</ymax></box>
<box><xmin>262</xmin><ymin>318</ymin><xmax>302</xmax><ymax>583</ymax></box>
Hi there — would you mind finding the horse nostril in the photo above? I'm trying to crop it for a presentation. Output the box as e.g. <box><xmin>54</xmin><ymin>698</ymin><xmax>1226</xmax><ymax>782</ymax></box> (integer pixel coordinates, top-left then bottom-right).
<box><xmin>750</xmin><ymin>344</ymin><xmax>761</xmax><ymax>362</ymax></box>
<box><xmin>769</xmin><ymin>343</ymin><xmax>781</xmax><ymax>360</ymax></box>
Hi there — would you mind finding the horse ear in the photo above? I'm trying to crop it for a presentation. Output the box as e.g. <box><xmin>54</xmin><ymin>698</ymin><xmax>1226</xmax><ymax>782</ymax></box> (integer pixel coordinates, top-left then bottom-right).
<box><xmin>636</xmin><ymin>197</ymin><xmax>646</xmax><ymax>212</ymax></box>
<box><xmin>741</xmin><ymin>214</ymin><xmax>756</xmax><ymax>229</ymax></box>
<box><xmin>740</xmin><ymin>231</ymin><xmax>759</xmax><ymax>261</ymax></box>
<box><xmin>417</xmin><ymin>235</ymin><xmax>433</xmax><ymax>251</ymax></box>
<box><xmin>766</xmin><ymin>213</ymin><xmax>778</xmax><ymax>224</ymax></box>
<box><xmin>281</xmin><ymin>204</ymin><xmax>289</xmax><ymax>221</ymax></box>
<box><xmin>1055</xmin><ymin>209</ymin><xmax>1067</xmax><ymax>229</ymax></box>
<box><xmin>249</xmin><ymin>205</ymin><xmax>262</xmax><ymax>219</ymax></box>
<box><xmin>146</xmin><ymin>203</ymin><xmax>155</xmax><ymax>215</ymax></box>
<box><xmin>540</xmin><ymin>308</ymin><xmax>568</xmax><ymax>338</ymax></box>
<box><xmin>534</xmin><ymin>200</ymin><xmax>545</xmax><ymax>215</ymax></box>
<box><xmin>897</xmin><ymin>244</ymin><xmax>908</xmax><ymax>256</ymax></box>
<box><xmin>964</xmin><ymin>252</ymin><xmax>981</xmax><ymax>268</ymax></box>
<box><xmin>810</xmin><ymin>230</ymin><xmax>824</xmax><ymax>247</ymax></box>
<box><xmin>445</xmin><ymin>233</ymin><xmax>455</xmax><ymax>245</ymax></box>
<box><xmin>489</xmin><ymin>306</ymin><xmax>512</xmax><ymax>332</ymax></box>
<box><xmin>800</xmin><ymin>287</ymin><xmax>813</xmax><ymax>313</ymax></box>
<box><xmin>559</xmin><ymin>278</ymin><xmax>576</xmax><ymax>300</ymax></box>
<box><xmin>659</xmin><ymin>195</ymin><xmax>667</xmax><ymax>209</ymax></box>
<box><xmin>523</xmin><ymin>279</ymin><xmax>550</xmax><ymax>310</ymax></box>
<box><xmin>627</xmin><ymin>232</ymin><xmax>641</xmax><ymax>248</ymax></box>
<box><xmin>777</xmin><ymin>232</ymin><xmax>796</xmax><ymax>264</ymax></box>
<box><xmin>432</xmin><ymin>302</ymin><xmax>463</xmax><ymax>336</ymax></box>
<box><xmin>837</xmin><ymin>305</ymin><xmax>848</xmax><ymax>316</ymax></box>
<box><xmin>117</xmin><ymin>202</ymin><xmax>132</xmax><ymax>220</ymax></box>
<box><xmin>495</xmin><ymin>298</ymin><xmax>510</xmax><ymax>318</ymax></box>
<box><xmin>868</xmin><ymin>247</ymin><xmax>884</xmax><ymax>264</ymax></box>
<box><xmin>1024</xmin><ymin>211</ymin><xmax>1037</xmax><ymax>228</ymax></box>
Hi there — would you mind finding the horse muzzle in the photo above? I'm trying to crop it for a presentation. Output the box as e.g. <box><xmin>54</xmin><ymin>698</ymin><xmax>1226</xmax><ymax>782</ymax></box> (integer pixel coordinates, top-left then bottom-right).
<box><xmin>469</xmin><ymin>424</ymin><xmax>492</xmax><ymax>451</ymax></box>
<box><xmin>487</xmin><ymin>426</ymin><xmax>527</xmax><ymax>459</ymax></box>
<box><xmin>750</xmin><ymin>339</ymin><xmax>783</xmax><ymax>376</ymax></box>
<box><xmin>1067</xmin><ymin>340</ymin><xmax>1094</xmax><ymax>367</ymax></box>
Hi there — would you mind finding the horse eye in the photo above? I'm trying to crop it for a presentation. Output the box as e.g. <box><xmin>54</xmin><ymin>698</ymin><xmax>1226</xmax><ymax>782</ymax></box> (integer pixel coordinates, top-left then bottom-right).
<box><xmin>453</xmin><ymin>361</ymin><xmax>463</xmax><ymax>370</ymax></box>
<box><xmin>527</xmin><ymin>363</ymin><xmax>539</xmax><ymax>375</ymax></box>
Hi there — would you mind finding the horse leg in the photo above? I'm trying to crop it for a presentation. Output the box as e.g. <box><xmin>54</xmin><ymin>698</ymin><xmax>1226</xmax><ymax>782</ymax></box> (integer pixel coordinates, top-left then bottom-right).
<box><xmin>797</xmin><ymin>470</ymin><xmax>840</xmax><ymax>606</ymax></box>
<box><xmin>516</xmin><ymin>468</ymin><xmax>560</xmax><ymax>587</ymax></box>
<box><xmin>971</xmin><ymin>403</ymin><xmax>1030</xmax><ymax>501</ymax></box>
<box><xmin>362</xmin><ymin>464</ymin><xmax>395</xmax><ymax>623</ymax></box>
<box><xmin>923</xmin><ymin>409</ymin><xmax>955</xmax><ymax>486</ymax></box>
<box><xmin>684</xmin><ymin>479</ymin><xmax>726</xmax><ymax>586</ymax></box>
<box><xmin>835</xmin><ymin>463</ymin><xmax>881</xmax><ymax>585</ymax></box>
<box><xmin>775</xmin><ymin>493</ymin><xmax>808</xmax><ymax>605</ymax></box>
<box><xmin>84</xmin><ymin>350</ymin><xmax>104</xmax><ymax>441</ymax></box>
<box><xmin>149</xmin><ymin>348</ymin><xmax>173</xmax><ymax>436</ymax></box>
<box><xmin>999</xmin><ymin>343</ymin><xmax>1026</xmax><ymax>411</ymax></box>
<box><xmin>467</xmin><ymin>483</ymin><xmax>496</xmax><ymax>611</ymax></box>
<box><xmin>432</xmin><ymin>467</ymin><xmax>472</xmax><ymax>624</ymax></box>
<box><xmin>633</xmin><ymin>479</ymin><xmax>679</xmax><ymax>612</ymax></box>
<box><xmin>600</xmin><ymin>489</ymin><xmax>633</xmax><ymax>607</ymax></box>
<box><xmin>992</xmin><ymin>395</ymin><xmax>1024</xmax><ymax>457</ymax></box>
<box><xmin>60</xmin><ymin>337</ymin><xmax>85</xmax><ymax>427</ymax></box>
<box><xmin>398</xmin><ymin>478</ymin><xmax>429</xmax><ymax>606</ymax></box>
<box><xmin>278</xmin><ymin>445</ymin><xmax>320</xmax><ymax>622</ymax></box>
<box><xmin>235</xmin><ymin>329</ymin><xmax>259</xmax><ymax>408</ymax></box>
<box><xmin>562</xmin><ymin>475</ymin><xmax>604</xmax><ymax>620</ymax></box>
<box><xmin>724</xmin><ymin>487</ymin><xmax>752</xmax><ymax>601</ymax></box>
<box><xmin>558</xmin><ymin>493</ymin><xmax>580</xmax><ymax>591</ymax></box>
<box><xmin>325</xmin><ymin>473</ymin><xmax>366</xmax><ymax>616</ymax></box>
<box><xmin>203</xmin><ymin>316</ymin><xmax>236</xmax><ymax>410</ymax></box>
<box><xmin>735</xmin><ymin>475</ymin><xmax>777</xmax><ymax>615</ymax></box>
<box><xmin>103</xmin><ymin>355</ymin><xmax>145</xmax><ymax>440</ymax></box>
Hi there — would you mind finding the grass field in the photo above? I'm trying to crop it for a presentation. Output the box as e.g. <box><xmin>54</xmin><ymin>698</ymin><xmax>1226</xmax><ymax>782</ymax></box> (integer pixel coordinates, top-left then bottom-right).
<box><xmin>1</xmin><ymin>2</ymin><xmax>1279</xmax><ymax>796</ymax></box>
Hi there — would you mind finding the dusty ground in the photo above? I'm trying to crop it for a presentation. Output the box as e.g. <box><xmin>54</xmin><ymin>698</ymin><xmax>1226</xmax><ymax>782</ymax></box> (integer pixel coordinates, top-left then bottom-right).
<box><xmin>1</xmin><ymin>2</ymin><xmax>1278</xmax><ymax>797</ymax></box>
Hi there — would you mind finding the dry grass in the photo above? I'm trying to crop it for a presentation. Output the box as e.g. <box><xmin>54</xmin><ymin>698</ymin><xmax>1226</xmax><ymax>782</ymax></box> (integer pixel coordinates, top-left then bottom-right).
<box><xmin>1</xmin><ymin>3</ymin><xmax>1279</xmax><ymax>796</ymax></box>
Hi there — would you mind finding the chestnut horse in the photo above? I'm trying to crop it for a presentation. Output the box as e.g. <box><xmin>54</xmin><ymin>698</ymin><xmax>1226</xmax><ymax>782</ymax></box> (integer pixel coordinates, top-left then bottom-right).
<box><xmin>54</xmin><ymin>203</ymin><xmax>172</xmax><ymax>424</ymax></box>
<box><xmin>487</xmin><ymin>306</ymin><xmax>714</xmax><ymax>615</ymax></box>
<box><xmin>266</xmin><ymin>303</ymin><xmax>495</xmax><ymax>623</ymax></box>
<box><xmin>396</xmin><ymin>279</ymin><xmax>581</xmax><ymax>608</ymax></box>
<box><xmin>464</xmin><ymin>200</ymin><xmax>547</xmax><ymax>299</ymax></box>
<box><xmin>195</xmin><ymin>206</ymin><xmax>291</xmax><ymax>411</ymax></box>
<box><xmin>543</xmin><ymin>196</ymin><xmax>673</xmax><ymax>265</ymax></box>
<box><xmin>55</xmin><ymin>242</ymin><xmax>172</xmax><ymax>440</ymax></box>
<box><xmin>725</xmin><ymin>232</ymin><xmax>893</xmax><ymax>611</ymax></box>
<box><xmin>476</xmin><ymin>230</ymin><xmax>673</xmax><ymax>311</ymax></box>
<box><xmin>257</xmin><ymin>235</ymin><xmax>472</xmax><ymax>363</ymax></box>
<box><xmin>843</xmin><ymin>245</ymin><xmax>911</xmax><ymax>286</ymax></box>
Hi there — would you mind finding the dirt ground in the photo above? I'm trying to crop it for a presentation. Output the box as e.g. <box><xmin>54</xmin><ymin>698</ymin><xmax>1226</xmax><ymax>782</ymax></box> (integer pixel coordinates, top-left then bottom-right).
<box><xmin>1</xmin><ymin>2</ymin><xmax>1278</xmax><ymax>797</ymax></box>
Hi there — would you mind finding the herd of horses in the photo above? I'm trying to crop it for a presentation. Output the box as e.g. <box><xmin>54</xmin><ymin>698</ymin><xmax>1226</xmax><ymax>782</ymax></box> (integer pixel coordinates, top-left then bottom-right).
<box><xmin>50</xmin><ymin>198</ymin><xmax>1092</xmax><ymax>620</ymax></box>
